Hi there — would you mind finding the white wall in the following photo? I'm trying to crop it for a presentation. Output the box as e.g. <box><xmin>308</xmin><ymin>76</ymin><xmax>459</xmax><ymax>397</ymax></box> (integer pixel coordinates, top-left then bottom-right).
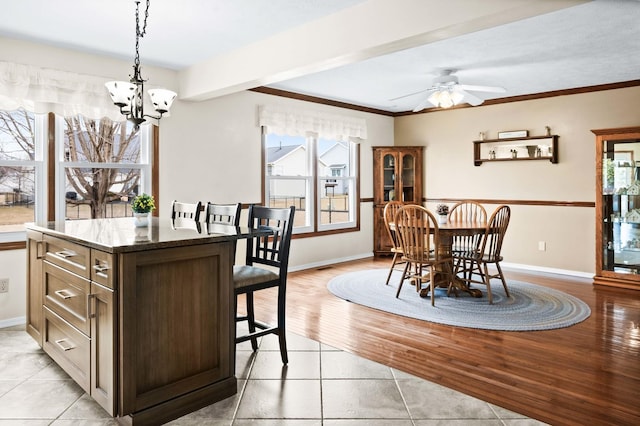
<box><xmin>0</xmin><ymin>249</ymin><xmax>26</xmax><ymax>327</ymax></box>
<box><xmin>395</xmin><ymin>86</ymin><xmax>640</xmax><ymax>275</ymax></box>
<box><xmin>159</xmin><ymin>90</ymin><xmax>393</xmax><ymax>269</ymax></box>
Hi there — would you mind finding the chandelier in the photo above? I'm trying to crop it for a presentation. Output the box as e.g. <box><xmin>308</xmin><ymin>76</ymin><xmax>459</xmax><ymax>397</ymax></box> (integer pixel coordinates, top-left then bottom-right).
<box><xmin>105</xmin><ymin>0</ymin><xmax>176</xmax><ymax>127</ymax></box>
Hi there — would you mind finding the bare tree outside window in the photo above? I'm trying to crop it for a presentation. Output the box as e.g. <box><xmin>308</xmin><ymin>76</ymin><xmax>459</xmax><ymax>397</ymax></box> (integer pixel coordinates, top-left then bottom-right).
<box><xmin>0</xmin><ymin>110</ymin><xmax>36</xmax><ymax>231</ymax></box>
<box><xmin>64</xmin><ymin>116</ymin><xmax>141</xmax><ymax>218</ymax></box>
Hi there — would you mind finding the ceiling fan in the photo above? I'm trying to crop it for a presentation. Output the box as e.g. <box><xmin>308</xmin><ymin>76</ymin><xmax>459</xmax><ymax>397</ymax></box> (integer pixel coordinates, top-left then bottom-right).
<box><xmin>391</xmin><ymin>69</ymin><xmax>506</xmax><ymax>112</ymax></box>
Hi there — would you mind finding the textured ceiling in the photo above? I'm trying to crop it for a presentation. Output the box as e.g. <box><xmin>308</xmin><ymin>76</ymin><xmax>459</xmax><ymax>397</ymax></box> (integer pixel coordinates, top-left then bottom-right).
<box><xmin>1</xmin><ymin>0</ymin><xmax>639</xmax><ymax>113</ymax></box>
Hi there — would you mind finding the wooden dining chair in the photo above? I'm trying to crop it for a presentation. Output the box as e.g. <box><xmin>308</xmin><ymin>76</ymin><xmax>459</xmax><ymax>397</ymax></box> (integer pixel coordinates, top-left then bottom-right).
<box><xmin>233</xmin><ymin>205</ymin><xmax>295</xmax><ymax>364</ymax></box>
<box><xmin>383</xmin><ymin>201</ymin><xmax>408</xmax><ymax>286</ymax></box>
<box><xmin>205</xmin><ymin>202</ymin><xmax>241</xmax><ymax>226</ymax></box>
<box><xmin>454</xmin><ymin>205</ymin><xmax>511</xmax><ymax>304</ymax></box>
<box><xmin>394</xmin><ymin>204</ymin><xmax>454</xmax><ymax>306</ymax></box>
<box><xmin>449</xmin><ymin>201</ymin><xmax>487</xmax><ymax>280</ymax></box>
<box><xmin>171</xmin><ymin>200</ymin><xmax>202</xmax><ymax>221</ymax></box>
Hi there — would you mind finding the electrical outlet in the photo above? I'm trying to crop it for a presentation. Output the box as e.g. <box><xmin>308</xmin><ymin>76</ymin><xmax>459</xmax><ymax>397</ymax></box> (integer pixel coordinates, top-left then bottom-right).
<box><xmin>538</xmin><ymin>241</ymin><xmax>546</xmax><ymax>251</ymax></box>
<box><xmin>0</xmin><ymin>278</ymin><xmax>8</xmax><ymax>293</ymax></box>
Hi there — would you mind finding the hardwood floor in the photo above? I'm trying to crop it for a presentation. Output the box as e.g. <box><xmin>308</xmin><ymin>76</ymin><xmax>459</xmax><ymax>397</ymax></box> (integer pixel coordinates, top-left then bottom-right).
<box><xmin>247</xmin><ymin>257</ymin><xmax>640</xmax><ymax>426</ymax></box>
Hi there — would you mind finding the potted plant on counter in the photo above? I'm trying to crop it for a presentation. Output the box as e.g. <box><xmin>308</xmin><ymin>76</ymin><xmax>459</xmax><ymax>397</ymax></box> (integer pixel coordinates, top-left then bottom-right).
<box><xmin>131</xmin><ymin>193</ymin><xmax>156</xmax><ymax>227</ymax></box>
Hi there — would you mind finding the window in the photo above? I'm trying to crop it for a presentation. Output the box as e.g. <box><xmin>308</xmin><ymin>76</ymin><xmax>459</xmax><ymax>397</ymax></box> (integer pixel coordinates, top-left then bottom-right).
<box><xmin>0</xmin><ymin>110</ymin><xmax>155</xmax><ymax>247</ymax></box>
<box><xmin>0</xmin><ymin>110</ymin><xmax>45</xmax><ymax>242</ymax></box>
<box><xmin>264</xmin><ymin>132</ymin><xmax>359</xmax><ymax>234</ymax></box>
<box><xmin>57</xmin><ymin>116</ymin><xmax>151</xmax><ymax>220</ymax></box>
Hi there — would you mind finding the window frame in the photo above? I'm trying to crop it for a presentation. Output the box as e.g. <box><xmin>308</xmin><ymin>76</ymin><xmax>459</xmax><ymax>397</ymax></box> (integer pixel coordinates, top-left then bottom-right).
<box><xmin>0</xmin><ymin>113</ymin><xmax>159</xmax><ymax>250</ymax></box>
<box><xmin>262</xmin><ymin>127</ymin><xmax>360</xmax><ymax>237</ymax></box>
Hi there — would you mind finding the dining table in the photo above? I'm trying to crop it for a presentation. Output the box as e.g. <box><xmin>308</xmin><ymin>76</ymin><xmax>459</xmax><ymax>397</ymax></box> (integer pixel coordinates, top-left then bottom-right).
<box><xmin>419</xmin><ymin>219</ymin><xmax>488</xmax><ymax>299</ymax></box>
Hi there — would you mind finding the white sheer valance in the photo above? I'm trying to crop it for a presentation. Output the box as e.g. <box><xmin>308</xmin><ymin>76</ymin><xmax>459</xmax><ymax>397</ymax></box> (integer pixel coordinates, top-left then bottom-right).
<box><xmin>0</xmin><ymin>61</ymin><xmax>123</xmax><ymax>120</ymax></box>
<box><xmin>258</xmin><ymin>105</ymin><xmax>367</xmax><ymax>141</ymax></box>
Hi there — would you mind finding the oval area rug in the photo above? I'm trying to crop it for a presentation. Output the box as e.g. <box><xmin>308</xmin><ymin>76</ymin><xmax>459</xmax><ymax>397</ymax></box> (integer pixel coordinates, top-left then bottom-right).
<box><xmin>327</xmin><ymin>269</ymin><xmax>591</xmax><ymax>331</ymax></box>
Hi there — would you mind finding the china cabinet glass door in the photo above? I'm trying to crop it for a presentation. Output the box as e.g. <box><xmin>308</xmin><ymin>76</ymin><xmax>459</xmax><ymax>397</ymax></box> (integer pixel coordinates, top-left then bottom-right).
<box><xmin>383</xmin><ymin>153</ymin><xmax>396</xmax><ymax>201</ymax></box>
<box><xmin>401</xmin><ymin>153</ymin><xmax>415</xmax><ymax>202</ymax></box>
<box><xmin>602</xmin><ymin>138</ymin><xmax>640</xmax><ymax>274</ymax></box>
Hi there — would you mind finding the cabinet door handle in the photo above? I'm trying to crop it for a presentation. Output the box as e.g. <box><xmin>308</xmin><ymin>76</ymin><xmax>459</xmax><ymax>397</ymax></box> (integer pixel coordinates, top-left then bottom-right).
<box><xmin>36</xmin><ymin>241</ymin><xmax>45</xmax><ymax>259</ymax></box>
<box><xmin>55</xmin><ymin>250</ymin><xmax>77</xmax><ymax>258</ymax></box>
<box><xmin>54</xmin><ymin>338</ymin><xmax>75</xmax><ymax>351</ymax></box>
<box><xmin>93</xmin><ymin>264</ymin><xmax>109</xmax><ymax>273</ymax></box>
<box><xmin>54</xmin><ymin>289</ymin><xmax>74</xmax><ymax>300</ymax></box>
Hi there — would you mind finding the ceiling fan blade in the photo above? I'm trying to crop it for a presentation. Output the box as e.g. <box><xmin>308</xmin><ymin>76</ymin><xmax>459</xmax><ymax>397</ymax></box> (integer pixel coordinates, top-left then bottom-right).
<box><xmin>389</xmin><ymin>88</ymin><xmax>433</xmax><ymax>102</ymax></box>
<box><xmin>457</xmin><ymin>84</ymin><xmax>506</xmax><ymax>93</ymax></box>
<box><xmin>457</xmin><ymin>89</ymin><xmax>484</xmax><ymax>106</ymax></box>
<box><xmin>412</xmin><ymin>97</ymin><xmax>433</xmax><ymax>112</ymax></box>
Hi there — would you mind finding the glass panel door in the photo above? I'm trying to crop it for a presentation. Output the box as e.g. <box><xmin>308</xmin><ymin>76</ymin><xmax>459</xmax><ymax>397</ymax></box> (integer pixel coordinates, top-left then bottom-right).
<box><xmin>603</xmin><ymin>138</ymin><xmax>640</xmax><ymax>274</ymax></box>
<box><xmin>383</xmin><ymin>153</ymin><xmax>396</xmax><ymax>201</ymax></box>
<box><xmin>401</xmin><ymin>153</ymin><xmax>415</xmax><ymax>202</ymax></box>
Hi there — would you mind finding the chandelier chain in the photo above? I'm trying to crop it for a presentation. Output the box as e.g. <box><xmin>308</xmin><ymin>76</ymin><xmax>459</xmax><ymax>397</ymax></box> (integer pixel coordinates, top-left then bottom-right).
<box><xmin>134</xmin><ymin>0</ymin><xmax>150</xmax><ymax>70</ymax></box>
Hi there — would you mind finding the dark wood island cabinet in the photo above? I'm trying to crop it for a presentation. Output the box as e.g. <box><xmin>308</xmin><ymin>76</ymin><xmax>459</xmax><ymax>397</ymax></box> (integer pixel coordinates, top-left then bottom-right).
<box><xmin>25</xmin><ymin>217</ymin><xmax>266</xmax><ymax>425</ymax></box>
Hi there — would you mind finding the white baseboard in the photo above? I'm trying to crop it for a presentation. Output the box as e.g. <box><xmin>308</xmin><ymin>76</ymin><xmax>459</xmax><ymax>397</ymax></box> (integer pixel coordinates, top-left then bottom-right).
<box><xmin>500</xmin><ymin>262</ymin><xmax>594</xmax><ymax>280</ymax></box>
<box><xmin>289</xmin><ymin>252</ymin><xmax>372</xmax><ymax>272</ymax></box>
<box><xmin>0</xmin><ymin>316</ymin><xmax>26</xmax><ymax>329</ymax></box>
<box><xmin>290</xmin><ymin>253</ymin><xmax>595</xmax><ymax>280</ymax></box>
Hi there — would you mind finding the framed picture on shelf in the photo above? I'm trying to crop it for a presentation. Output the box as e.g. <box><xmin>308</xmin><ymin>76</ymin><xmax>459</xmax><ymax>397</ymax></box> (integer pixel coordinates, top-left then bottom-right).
<box><xmin>498</xmin><ymin>130</ymin><xmax>528</xmax><ymax>139</ymax></box>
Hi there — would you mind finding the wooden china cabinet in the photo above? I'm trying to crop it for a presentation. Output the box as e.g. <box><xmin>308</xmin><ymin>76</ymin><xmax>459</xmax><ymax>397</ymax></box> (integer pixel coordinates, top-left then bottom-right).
<box><xmin>593</xmin><ymin>126</ymin><xmax>640</xmax><ymax>290</ymax></box>
<box><xmin>372</xmin><ymin>146</ymin><xmax>423</xmax><ymax>256</ymax></box>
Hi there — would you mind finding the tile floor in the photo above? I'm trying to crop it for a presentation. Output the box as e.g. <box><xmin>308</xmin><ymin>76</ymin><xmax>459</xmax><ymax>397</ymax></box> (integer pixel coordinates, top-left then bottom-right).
<box><xmin>0</xmin><ymin>324</ymin><xmax>546</xmax><ymax>425</ymax></box>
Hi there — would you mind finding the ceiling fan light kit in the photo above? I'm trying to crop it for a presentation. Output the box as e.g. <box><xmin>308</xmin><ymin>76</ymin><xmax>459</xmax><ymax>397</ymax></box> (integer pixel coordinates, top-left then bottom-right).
<box><xmin>397</xmin><ymin>69</ymin><xmax>507</xmax><ymax>112</ymax></box>
<box><xmin>427</xmin><ymin>88</ymin><xmax>464</xmax><ymax>108</ymax></box>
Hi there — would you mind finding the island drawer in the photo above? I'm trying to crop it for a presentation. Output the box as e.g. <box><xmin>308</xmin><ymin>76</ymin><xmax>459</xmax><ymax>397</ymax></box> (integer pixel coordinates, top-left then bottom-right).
<box><xmin>91</xmin><ymin>250</ymin><xmax>114</xmax><ymax>289</ymax></box>
<box><xmin>43</xmin><ymin>306</ymin><xmax>90</xmax><ymax>393</ymax></box>
<box><xmin>43</xmin><ymin>262</ymin><xmax>90</xmax><ymax>336</ymax></box>
<box><xmin>44</xmin><ymin>235</ymin><xmax>91</xmax><ymax>279</ymax></box>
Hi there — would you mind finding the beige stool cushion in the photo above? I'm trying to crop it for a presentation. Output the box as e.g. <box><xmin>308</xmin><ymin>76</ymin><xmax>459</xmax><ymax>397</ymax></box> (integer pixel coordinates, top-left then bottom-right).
<box><xmin>233</xmin><ymin>265</ymin><xmax>279</xmax><ymax>289</ymax></box>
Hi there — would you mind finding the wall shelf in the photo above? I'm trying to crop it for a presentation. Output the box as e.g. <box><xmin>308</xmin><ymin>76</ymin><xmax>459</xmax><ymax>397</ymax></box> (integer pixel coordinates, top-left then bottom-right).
<box><xmin>473</xmin><ymin>135</ymin><xmax>558</xmax><ymax>166</ymax></box>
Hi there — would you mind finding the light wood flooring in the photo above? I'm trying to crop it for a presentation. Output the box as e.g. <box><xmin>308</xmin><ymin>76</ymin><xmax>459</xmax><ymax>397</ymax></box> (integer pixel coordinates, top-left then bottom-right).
<box><xmin>248</xmin><ymin>257</ymin><xmax>640</xmax><ymax>426</ymax></box>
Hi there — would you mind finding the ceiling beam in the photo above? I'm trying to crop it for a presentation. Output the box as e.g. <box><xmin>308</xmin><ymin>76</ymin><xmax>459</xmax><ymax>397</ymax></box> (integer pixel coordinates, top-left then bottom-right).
<box><xmin>178</xmin><ymin>0</ymin><xmax>586</xmax><ymax>102</ymax></box>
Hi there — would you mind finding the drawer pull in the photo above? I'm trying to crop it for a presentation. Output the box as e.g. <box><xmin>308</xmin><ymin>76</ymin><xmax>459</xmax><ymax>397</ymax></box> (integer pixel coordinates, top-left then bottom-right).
<box><xmin>54</xmin><ymin>289</ymin><xmax>74</xmax><ymax>300</ymax></box>
<box><xmin>36</xmin><ymin>241</ymin><xmax>45</xmax><ymax>259</ymax></box>
<box><xmin>93</xmin><ymin>264</ymin><xmax>110</xmax><ymax>273</ymax></box>
<box><xmin>55</xmin><ymin>250</ymin><xmax>77</xmax><ymax>259</ymax></box>
<box><xmin>54</xmin><ymin>338</ymin><xmax>75</xmax><ymax>351</ymax></box>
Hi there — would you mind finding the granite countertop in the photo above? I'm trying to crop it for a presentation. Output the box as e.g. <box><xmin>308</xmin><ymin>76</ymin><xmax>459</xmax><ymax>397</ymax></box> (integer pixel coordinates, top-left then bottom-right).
<box><xmin>26</xmin><ymin>217</ymin><xmax>264</xmax><ymax>253</ymax></box>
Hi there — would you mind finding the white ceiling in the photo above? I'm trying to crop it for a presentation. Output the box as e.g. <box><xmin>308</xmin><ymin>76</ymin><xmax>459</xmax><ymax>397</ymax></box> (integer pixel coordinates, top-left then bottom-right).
<box><xmin>1</xmin><ymin>0</ymin><xmax>639</xmax><ymax>113</ymax></box>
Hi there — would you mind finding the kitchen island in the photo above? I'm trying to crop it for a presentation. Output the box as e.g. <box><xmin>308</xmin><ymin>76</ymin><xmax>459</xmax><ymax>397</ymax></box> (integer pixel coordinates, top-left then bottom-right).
<box><xmin>26</xmin><ymin>217</ymin><xmax>263</xmax><ymax>425</ymax></box>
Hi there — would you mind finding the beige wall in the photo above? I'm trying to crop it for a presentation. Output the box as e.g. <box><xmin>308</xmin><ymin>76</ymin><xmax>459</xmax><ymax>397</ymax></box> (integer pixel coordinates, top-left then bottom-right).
<box><xmin>395</xmin><ymin>86</ymin><xmax>640</xmax><ymax>274</ymax></box>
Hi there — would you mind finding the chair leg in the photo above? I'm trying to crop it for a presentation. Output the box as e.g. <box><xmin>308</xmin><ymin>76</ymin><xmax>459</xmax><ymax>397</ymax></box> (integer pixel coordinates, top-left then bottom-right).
<box><xmin>396</xmin><ymin>261</ymin><xmax>411</xmax><ymax>298</ymax></box>
<box><xmin>495</xmin><ymin>262</ymin><xmax>510</xmax><ymax>297</ymax></box>
<box><xmin>482</xmin><ymin>263</ymin><xmax>493</xmax><ymax>304</ymax></box>
<box><xmin>277</xmin><ymin>288</ymin><xmax>288</xmax><ymax>365</ymax></box>
<box><xmin>429</xmin><ymin>267</ymin><xmax>436</xmax><ymax>306</ymax></box>
<box><xmin>385</xmin><ymin>252</ymin><xmax>399</xmax><ymax>286</ymax></box>
<box><xmin>245</xmin><ymin>292</ymin><xmax>259</xmax><ymax>351</ymax></box>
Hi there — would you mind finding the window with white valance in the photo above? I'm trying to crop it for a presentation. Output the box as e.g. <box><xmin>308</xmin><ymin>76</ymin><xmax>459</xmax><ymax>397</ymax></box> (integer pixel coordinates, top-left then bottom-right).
<box><xmin>258</xmin><ymin>105</ymin><xmax>368</xmax><ymax>142</ymax></box>
<box><xmin>259</xmin><ymin>105</ymin><xmax>364</xmax><ymax>235</ymax></box>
